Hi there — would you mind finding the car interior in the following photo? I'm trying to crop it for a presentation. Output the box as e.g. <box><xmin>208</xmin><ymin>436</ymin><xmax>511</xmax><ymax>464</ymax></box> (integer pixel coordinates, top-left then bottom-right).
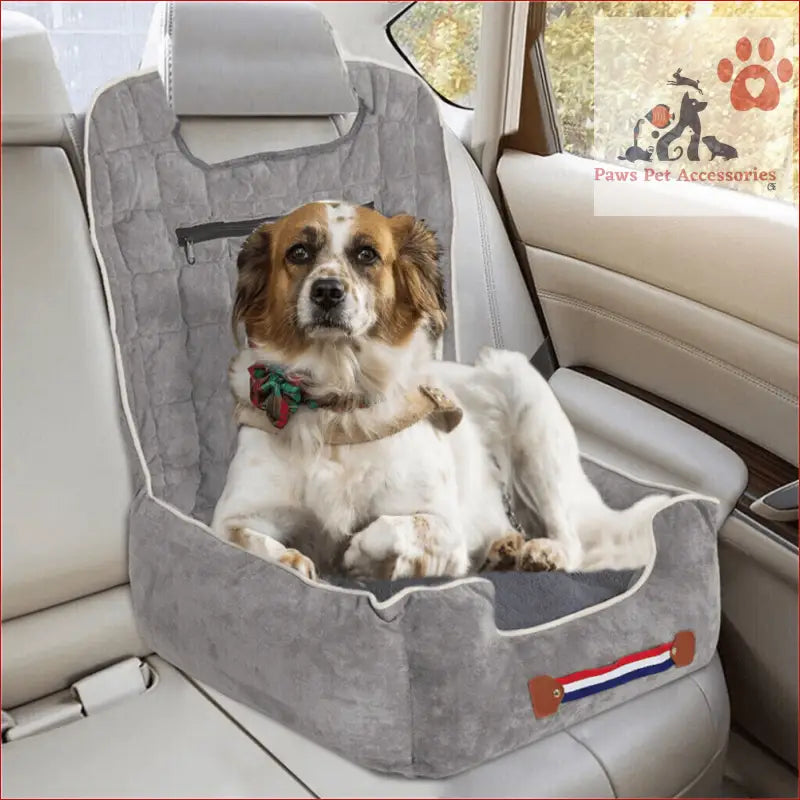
<box><xmin>0</xmin><ymin>1</ymin><xmax>797</xmax><ymax>797</ymax></box>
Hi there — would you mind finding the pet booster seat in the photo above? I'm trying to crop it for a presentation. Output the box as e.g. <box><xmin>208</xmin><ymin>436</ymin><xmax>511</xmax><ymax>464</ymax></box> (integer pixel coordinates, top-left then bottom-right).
<box><xmin>84</xmin><ymin>2</ymin><xmax>721</xmax><ymax>778</ymax></box>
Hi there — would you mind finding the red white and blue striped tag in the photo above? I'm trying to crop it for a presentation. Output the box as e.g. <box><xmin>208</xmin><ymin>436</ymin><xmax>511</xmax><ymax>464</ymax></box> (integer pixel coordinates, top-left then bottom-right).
<box><xmin>529</xmin><ymin>630</ymin><xmax>695</xmax><ymax>719</ymax></box>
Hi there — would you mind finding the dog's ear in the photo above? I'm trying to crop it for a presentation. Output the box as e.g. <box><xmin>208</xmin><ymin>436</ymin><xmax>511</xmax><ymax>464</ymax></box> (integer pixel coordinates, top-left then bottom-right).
<box><xmin>390</xmin><ymin>214</ymin><xmax>446</xmax><ymax>339</ymax></box>
<box><xmin>232</xmin><ymin>224</ymin><xmax>272</xmax><ymax>345</ymax></box>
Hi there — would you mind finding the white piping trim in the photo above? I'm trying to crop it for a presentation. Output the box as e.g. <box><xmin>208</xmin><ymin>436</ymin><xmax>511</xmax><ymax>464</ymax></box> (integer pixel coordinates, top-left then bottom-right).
<box><xmin>573</xmin><ymin>454</ymin><xmax>723</xmax><ymax>500</ymax></box>
<box><xmin>164</xmin><ymin>1</ymin><xmax>174</xmax><ymax>108</ymax></box>
<box><xmin>84</xmin><ymin>68</ymin><xmax>719</xmax><ymax>634</ymax></box>
<box><xmin>439</xmin><ymin>93</ymin><xmax>460</xmax><ymax>362</ymax></box>
<box><xmin>443</xmin><ymin>131</ymin><xmax>462</xmax><ymax>362</ymax></box>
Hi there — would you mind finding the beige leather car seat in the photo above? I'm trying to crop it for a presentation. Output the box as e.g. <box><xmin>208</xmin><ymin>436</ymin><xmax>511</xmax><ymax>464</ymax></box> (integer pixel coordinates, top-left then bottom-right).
<box><xmin>2</xmin><ymin>5</ymin><xmax>738</xmax><ymax>797</ymax></box>
<box><xmin>1</xmin><ymin>11</ymin><xmax>142</xmax><ymax>699</ymax></box>
<box><xmin>1</xmin><ymin>12</ymin><xmax>312</xmax><ymax>798</ymax></box>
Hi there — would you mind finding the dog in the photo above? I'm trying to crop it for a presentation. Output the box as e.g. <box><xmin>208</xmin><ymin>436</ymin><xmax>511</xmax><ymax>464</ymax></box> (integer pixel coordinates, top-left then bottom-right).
<box><xmin>212</xmin><ymin>201</ymin><xmax>666</xmax><ymax>582</ymax></box>
<box><xmin>656</xmin><ymin>92</ymin><xmax>707</xmax><ymax>162</ymax></box>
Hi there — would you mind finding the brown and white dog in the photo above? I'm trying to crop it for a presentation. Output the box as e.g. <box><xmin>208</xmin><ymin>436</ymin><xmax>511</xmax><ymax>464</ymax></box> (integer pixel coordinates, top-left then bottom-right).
<box><xmin>212</xmin><ymin>201</ymin><xmax>666</xmax><ymax>581</ymax></box>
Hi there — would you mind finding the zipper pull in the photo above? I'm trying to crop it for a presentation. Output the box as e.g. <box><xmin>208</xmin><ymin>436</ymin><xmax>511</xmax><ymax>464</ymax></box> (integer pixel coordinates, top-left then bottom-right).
<box><xmin>183</xmin><ymin>239</ymin><xmax>196</xmax><ymax>265</ymax></box>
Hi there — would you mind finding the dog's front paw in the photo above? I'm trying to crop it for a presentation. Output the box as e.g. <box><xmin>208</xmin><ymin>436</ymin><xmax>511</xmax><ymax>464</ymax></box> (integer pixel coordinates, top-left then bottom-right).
<box><xmin>278</xmin><ymin>548</ymin><xmax>318</xmax><ymax>580</ymax></box>
<box><xmin>344</xmin><ymin>515</ymin><xmax>466</xmax><ymax>580</ymax></box>
<box><xmin>343</xmin><ymin>543</ymin><xmax>389</xmax><ymax>579</ymax></box>
<box><xmin>519</xmin><ymin>538</ymin><xmax>568</xmax><ymax>572</ymax></box>
<box><xmin>343</xmin><ymin>516</ymin><xmax>405</xmax><ymax>579</ymax></box>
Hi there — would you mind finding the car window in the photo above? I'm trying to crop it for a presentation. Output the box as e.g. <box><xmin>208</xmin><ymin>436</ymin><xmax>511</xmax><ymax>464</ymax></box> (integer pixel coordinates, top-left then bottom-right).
<box><xmin>1</xmin><ymin>1</ymin><xmax>156</xmax><ymax>110</ymax></box>
<box><xmin>388</xmin><ymin>1</ymin><xmax>482</xmax><ymax>109</ymax></box>
<box><xmin>544</xmin><ymin>1</ymin><xmax>798</xmax><ymax>204</ymax></box>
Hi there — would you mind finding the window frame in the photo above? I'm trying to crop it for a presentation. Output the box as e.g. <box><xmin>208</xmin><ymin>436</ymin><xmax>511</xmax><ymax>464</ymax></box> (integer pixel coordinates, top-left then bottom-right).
<box><xmin>503</xmin><ymin>1</ymin><xmax>562</xmax><ymax>157</ymax></box>
<box><xmin>385</xmin><ymin>0</ymin><xmax>480</xmax><ymax>112</ymax></box>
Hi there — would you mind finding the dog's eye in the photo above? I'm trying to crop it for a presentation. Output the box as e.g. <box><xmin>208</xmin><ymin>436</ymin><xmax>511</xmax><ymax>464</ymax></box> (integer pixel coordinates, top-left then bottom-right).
<box><xmin>286</xmin><ymin>244</ymin><xmax>312</xmax><ymax>264</ymax></box>
<box><xmin>356</xmin><ymin>246</ymin><xmax>378</xmax><ymax>265</ymax></box>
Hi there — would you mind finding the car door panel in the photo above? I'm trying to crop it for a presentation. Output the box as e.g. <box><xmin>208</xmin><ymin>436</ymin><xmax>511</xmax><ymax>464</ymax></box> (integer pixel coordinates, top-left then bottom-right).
<box><xmin>498</xmin><ymin>150</ymin><xmax>799</xmax><ymax>464</ymax></box>
<box><xmin>718</xmin><ymin>514</ymin><xmax>798</xmax><ymax>768</ymax></box>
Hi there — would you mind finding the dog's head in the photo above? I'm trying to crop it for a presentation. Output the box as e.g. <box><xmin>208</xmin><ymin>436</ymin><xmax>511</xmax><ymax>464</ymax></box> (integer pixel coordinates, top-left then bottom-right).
<box><xmin>233</xmin><ymin>202</ymin><xmax>445</xmax><ymax>355</ymax></box>
<box><xmin>678</xmin><ymin>92</ymin><xmax>707</xmax><ymax>124</ymax></box>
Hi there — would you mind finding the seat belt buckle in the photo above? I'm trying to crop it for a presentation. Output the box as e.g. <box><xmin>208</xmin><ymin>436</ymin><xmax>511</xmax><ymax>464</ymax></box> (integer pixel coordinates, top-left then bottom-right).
<box><xmin>2</xmin><ymin>657</ymin><xmax>153</xmax><ymax>743</ymax></box>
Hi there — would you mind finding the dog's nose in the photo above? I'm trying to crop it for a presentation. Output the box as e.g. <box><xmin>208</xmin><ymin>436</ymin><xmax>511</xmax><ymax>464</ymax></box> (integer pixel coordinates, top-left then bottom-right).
<box><xmin>310</xmin><ymin>278</ymin><xmax>345</xmax><ymax>310</ymax></box>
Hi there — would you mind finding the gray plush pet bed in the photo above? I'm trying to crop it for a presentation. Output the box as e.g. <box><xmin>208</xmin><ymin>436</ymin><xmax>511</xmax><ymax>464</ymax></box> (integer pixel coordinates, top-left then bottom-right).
<box><xmin>86</xmin><ymin>62</ymin><xmax>721</xmax><ymax>778</ymax></box>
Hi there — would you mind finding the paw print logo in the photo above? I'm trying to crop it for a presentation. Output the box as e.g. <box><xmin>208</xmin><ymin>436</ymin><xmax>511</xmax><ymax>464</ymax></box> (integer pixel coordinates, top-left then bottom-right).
<box><xmin>717</xmin><ymin>37</ymin><xmax>793</xmax><ymax>111</ymax></box>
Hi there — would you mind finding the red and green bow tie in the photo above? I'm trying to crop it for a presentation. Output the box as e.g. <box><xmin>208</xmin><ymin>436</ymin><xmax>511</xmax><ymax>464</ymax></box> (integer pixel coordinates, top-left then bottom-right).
<box><xmin>248</xmin><ymin>363</ymin><xmax>319</xmax><ymax>429</ymax></box>
<box><xmin>248</xmin><ymin>363</ymin><xmax>372</xmax><ymax>429</ymax></box>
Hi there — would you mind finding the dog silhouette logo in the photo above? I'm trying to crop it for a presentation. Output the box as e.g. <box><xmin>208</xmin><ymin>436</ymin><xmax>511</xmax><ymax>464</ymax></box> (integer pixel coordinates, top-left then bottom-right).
<box><xmin>619</xmin><ymin>66</ymin><xmax>737</xmax><ymax>163</ymax></box>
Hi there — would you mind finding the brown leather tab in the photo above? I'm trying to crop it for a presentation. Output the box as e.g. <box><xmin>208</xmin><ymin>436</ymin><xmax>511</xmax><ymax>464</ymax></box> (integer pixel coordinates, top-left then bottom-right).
<box><xmin>528</xmin><ymin>675</ymin><xmax>565</xmax><ymax>719</ymax></box>
<box><xmin>671</xmin><ymin>630</ymin><xmax>696</xmax><ymax>667</ymax></box>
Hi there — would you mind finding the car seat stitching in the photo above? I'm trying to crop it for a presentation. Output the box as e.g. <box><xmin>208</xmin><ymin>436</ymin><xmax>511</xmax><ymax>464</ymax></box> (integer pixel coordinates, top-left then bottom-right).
<box><xmin>470</xmin><ymin>161</ymin><xmax>503</xmax><ymax>348</ymax></box>
<box><xmin>687</xmin><ymin>673</ymin><xmax>718</xmax><ymax>738</ymax></box>
<box><xmin>675</xmin><ymin>739</ymin><xmax>729</xmax><ymax>797</ymax></box>
<box><xmin>164</xmin><ymin>2</ymin><xmax>175</xmax><ymax>108</ymax></box>
<box><xmin>442</xmin><ymin>136</ymin><xmax>460</xmax><ymax>362</ymax></box>
<box><xmin>540</xmin><ymin>291</ymin><xmax>797</xmax><ymax>405</ymax></box>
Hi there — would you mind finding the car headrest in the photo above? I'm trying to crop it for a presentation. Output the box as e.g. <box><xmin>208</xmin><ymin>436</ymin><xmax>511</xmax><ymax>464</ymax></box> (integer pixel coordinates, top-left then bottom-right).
<box><xmin>1</xmin><ymin>12</ymin><xmax>71</xmax><ymax>145</ymax></box>
<box><xmin>161</xmin><ymin>1</ymin><xmax>358</xmax><ymax>117</ymax></box>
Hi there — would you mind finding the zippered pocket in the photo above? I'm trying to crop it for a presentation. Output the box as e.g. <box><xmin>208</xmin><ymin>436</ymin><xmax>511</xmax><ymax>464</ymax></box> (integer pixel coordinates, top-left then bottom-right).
<box><xmin>176</xmin><ymin>202</ymin><xmax>376</xmax><ymax>265</ymax></box>
<box><xmin>176</xmin><ymin>217</ymin><xmax>278</xmax><ymax>265</ymax></box>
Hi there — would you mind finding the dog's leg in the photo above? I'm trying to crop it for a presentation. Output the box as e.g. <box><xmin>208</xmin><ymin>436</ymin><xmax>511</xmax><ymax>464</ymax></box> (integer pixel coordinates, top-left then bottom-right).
<box><xmin>212</xmin><ymin>441</ymin><xmax>318</xmax><ymax>579</ymax></box>
<box><xmin>476</xmin><ymin>348</ymin><xmax>673</xmax><ymax>573</ymax></box>
<box><xmin>343</xmin><ymin>514</ymin><xmax>469</xmax><ymax>580</ymax></box>
<box><xmin>217</xmin><ymin>515</ymin><xmax>318</xmax><ymax>580</ymax></box>
<box><xmin>476</xmin><ymin>348</ymin><xmax>589</xmax><ymax>571</ymax></box>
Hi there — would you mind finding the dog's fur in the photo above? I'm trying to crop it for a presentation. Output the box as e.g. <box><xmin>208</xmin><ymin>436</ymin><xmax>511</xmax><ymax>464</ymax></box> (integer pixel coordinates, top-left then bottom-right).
<box><xmin>212</xmin><ymin>202</ymin><xmax>666</xmax><ymax>581</ymax></box>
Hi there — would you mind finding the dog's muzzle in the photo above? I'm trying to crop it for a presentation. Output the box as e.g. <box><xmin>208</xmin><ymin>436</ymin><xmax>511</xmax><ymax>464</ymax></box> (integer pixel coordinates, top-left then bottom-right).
<box><xmin>309</xmin><ymin>277</ymin><xmax>350</xmax><ymax>330</ymax></box>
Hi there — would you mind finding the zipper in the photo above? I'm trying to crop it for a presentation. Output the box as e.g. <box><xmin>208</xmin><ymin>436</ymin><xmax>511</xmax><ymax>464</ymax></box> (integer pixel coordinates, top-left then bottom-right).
<box><xmin>176</xmin><ymin>217</ymin><xmax>278</xmax><ymax>265</ymax></box>
<box><xmin>176</xmin><ymin>202</ymin><xmax>375</xmax><ymax>265</ymax></box>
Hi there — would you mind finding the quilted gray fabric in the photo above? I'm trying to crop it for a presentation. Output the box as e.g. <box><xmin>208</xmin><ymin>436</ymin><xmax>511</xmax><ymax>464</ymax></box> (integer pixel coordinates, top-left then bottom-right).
<box><xmin>87</xmin><ymin>64</ymin><xmax>722</xmax><ymax>778</ymax></box>
<box><xmin>87</xmin><ymin>64</ymin><xmax>454</xmax><ymax>521</ymax></box>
